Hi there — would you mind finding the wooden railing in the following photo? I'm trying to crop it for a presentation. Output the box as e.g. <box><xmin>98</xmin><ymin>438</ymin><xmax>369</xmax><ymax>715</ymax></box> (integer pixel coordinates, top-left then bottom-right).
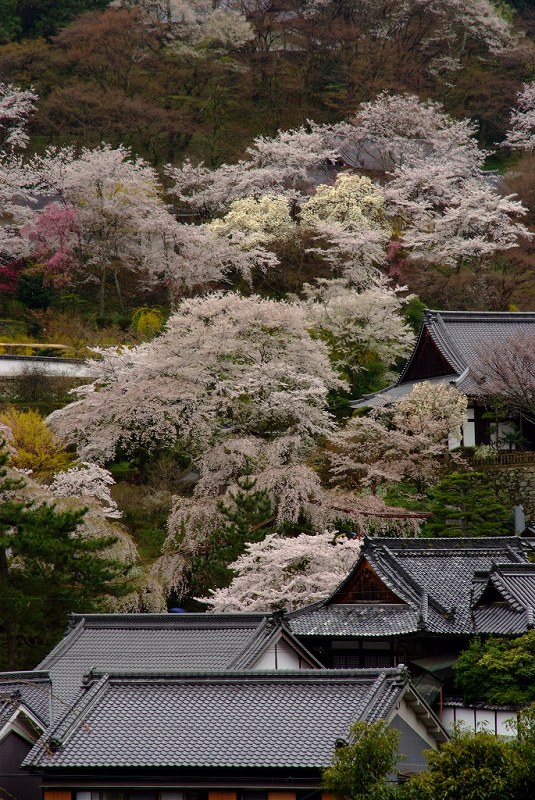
<box><xmin>472</xmin><ymin>451</ymin><xmax>535</xmax><ymax>467</ymax></box>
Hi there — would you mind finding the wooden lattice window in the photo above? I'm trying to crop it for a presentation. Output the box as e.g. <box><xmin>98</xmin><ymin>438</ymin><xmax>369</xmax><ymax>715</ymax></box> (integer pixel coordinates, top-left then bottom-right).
<box><xmin>334</xmin><ymin>563</ymin><xmax>403</xmax><ymax>604</ymax></box>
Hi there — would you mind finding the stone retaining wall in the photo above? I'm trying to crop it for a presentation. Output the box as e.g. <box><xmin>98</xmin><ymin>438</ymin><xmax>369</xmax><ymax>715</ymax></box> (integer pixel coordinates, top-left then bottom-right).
<box><xmin>484</xmin><ymin>464</ymin><xmax>535</xmax><ymax>521</ymax></box>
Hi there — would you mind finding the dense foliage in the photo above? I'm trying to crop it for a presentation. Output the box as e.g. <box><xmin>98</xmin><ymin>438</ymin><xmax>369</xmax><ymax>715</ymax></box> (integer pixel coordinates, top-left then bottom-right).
<box><xmin>324</xmin><ymin>709</ymin><xmax>535</xmax><ymax>800</ymax></box>
<box><xmin>0</xmin><ymin>440</ymin><xmax>130</xmax><ymax>668</ymax></box>
<box><xmin>323</xmin><ymin>720</ymin><xmax>400</xmax><ymax>800</ymax></box>
<box><xmin>454</xmin><ymin>632</ymin><xmax>535</xmax><ymax>705</ymax></box>
<box><xmin>422</xmin><ymin>471</ymin><xmax>514</xmax><ymax>537</ymax></box>
<box><xmin>1</xmin><ymin>0</ymin><xmax>535</xmax><ymax>628</ymax></box>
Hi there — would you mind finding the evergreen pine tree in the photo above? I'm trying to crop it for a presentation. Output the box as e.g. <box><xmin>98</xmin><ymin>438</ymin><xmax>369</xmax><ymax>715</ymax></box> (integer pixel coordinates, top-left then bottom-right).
<box><xmin>423</xmin><ymin>471</ymin><xmax>513</xmax><ymax>537</ymax></box>
<box><xmin>188</xmin><ymin>468</ymin><xmax>275</xmax><ymax>599</ymax></box>
<box><xmin>0</xmin><ymin>439</ymin><xmax>129</xmax><ymax>669</ymax></box>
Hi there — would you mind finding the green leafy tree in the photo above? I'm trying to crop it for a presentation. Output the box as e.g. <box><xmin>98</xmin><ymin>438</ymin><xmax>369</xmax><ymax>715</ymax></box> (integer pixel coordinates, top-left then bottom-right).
<box><xmin>322</xmin><ymin>720</ymin><xmax>400</xmax><ymax>800</ymax></box>
<box><xmin>423</xmin><ymin>471</ymin><xmax>513</xmax><ymax>537</ymax></box>
<box><xmin>188</xmin><ymin>472</ymin><xmax>275</xmax><ymax>599</ymax></box>
<box><xmin>0</xmin><ymin>0</ymin><xmax>20</xmax><ymax>42</ymax></box>
<box><xmin>0</xmin><ymin>440</ymin><xmax>130</xmax><ymax>669</ymax></box>
<box><xmin>16</xmin><ymin>0</ymin><xmax>110</xmax><ymax>39</ymax></box>
<box><xmin>510</xmin><ymin>704</ymin><xmax>535</xmax><ymax>797</ymax></box>
<box><xmin>454</xmin><ymin>632</ymin><xmax>535</xmax><ymax>705</ymax></box>
<box><xmin>400</xmin><ymin>726</ymin><xmax>517</xmax><ymax>800</ymax></box>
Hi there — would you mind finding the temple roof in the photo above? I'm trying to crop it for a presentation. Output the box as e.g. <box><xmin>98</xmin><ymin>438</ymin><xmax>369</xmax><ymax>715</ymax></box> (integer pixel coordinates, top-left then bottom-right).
<box><xmin>24</xmin><ymin>666</ymin><xmax>445</xmax><ymax>770</ymax></box>
<box><xmin>355</xmin><ymin>310</ymin><xmax>535</xmax><ymax>408</ymax></box>
<box><xmin>37</xmin><ymin>613</ymin><xmax>320</xmax><ymax>717</ymax></box>
<box><xmin>472</xmin><ymin>563</ymin><xmax>535</xmax><ymax>635</ymax></box>
<box><xmin>288</xmin><ymin>536</ymin><xmax>531</xmax><ymax>637</ymax></box>
<box><xmin>0</xmin><ymin>671</ymin><xmax>51</xmax><ymax>728</ymax></box>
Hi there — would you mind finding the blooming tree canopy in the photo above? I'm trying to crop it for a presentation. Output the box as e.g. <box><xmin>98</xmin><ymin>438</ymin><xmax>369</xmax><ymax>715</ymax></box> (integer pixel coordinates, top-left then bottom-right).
<box><xmin>114</xmin><ymin>0</ymin><xmax>254</xmax><ymax>53</ymax></box>
<box><xmin>475</xmin><ymin>332</ymin><xmax>535</xmax><ymax>417</ymax></box>
<box><xmin>198</xmin><ymin>530</ymin><xmax>362</xmax><ymax>611</ymax></box>
<box><xmin>50</xmin><ymin>461</ymin><xmax>122</xmax><ymax>519</ymax></box>
<box><xmin>0</xmin><ymin>82</ymin><xmax>38</xmax><ymax>152</ymax></box>
<box><xmin>22</xmin><ymin>144</ymin><xmax>259</xmax><ymax>299</ymax></box>
<box><xmin>210</xmin><ymin>195</ymin><xmax>295</xmax><ymax>249</ymax></box>
<box><xmin>165</xmin><ymin>123</ymin><xmax>339</xmax><ymax>216</ymax></box>
<box><xmin>505</xmin><ymin>83</ymin><xmax>535</xmax><ymax>152</ymax></box>
<box><xmin>301</xmin><ymin>278</ymin><xmax>414</xmax><ymax>394</ymax></box>
<box><xmin>47</xmin><ymin>291</ymin><xmax>343</xmax><ymax>463</ymax></box>
<box><xmin>301</xmin><ymin>174</ymin><xmax>389</xmax><ymax>232</ymax></box>
<box><xmin>329</xmin><ymin>382</ymin><xmax>468</xmax><ymax>492</ymax></box>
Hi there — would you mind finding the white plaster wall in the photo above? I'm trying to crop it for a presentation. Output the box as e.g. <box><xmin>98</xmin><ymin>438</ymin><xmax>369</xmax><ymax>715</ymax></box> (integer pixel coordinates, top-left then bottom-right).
<box><xmin>253</xmin><ymin>639</ymin><xmax>310</xmax><ymax>669</ymax></box>
<box><xmin>442</xmin><ymin>706</ymin><xmax>517</xmax><ymax>737</ymax></box>
<box><xmin>393</xmin><ymin>697</ymin><xmax>439</xmax><ymax>749</ymax></box>
<box><xmin>463</xmin><ymin>408</ymin><xmax>476</xmax><ymax>447</ymax></box>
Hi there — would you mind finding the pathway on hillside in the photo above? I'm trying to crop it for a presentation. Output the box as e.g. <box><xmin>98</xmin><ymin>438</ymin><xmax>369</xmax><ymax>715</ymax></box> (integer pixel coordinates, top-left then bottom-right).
<box><xmin>0</xmin><ymin>355</ymin><xmax>93</xmax><ymax>378</ymax></box>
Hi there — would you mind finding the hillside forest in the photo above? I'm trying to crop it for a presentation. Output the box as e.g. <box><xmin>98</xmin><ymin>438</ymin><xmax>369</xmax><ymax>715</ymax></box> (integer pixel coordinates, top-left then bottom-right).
<box><xmin>2</xmin><ymin>0</ymin><xmax>535</xmax><ymax>668</ymax></box>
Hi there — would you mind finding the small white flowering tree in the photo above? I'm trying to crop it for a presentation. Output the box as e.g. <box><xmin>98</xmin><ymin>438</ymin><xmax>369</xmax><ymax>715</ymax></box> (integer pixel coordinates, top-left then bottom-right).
<box><xmin>198</xmin><ymin>529</ymin><xmax>362</xmax><ymax>611</ymax></box>
<box><xmin>50</xmin><ymin>462</ymin><xmax>122</xmax><ymax>519</ymax></box>
<box><xmin>505</xmin><ymin>83</ymin><xmax>535</xmax><ymax>153</ymax></box>
<box><xmin>302</xmin><ymin>278</ymin><xmax>414</xmax><ymax>395</ymax></box>
<box><xmin>329</xmin><ymin>382</ymin><xmax>468</xmax><ymax>493</ymax></box>
<box><xmin>210</xmin><ymin>195</ymin><xmax>295</xmax><ymax>249</ymax></box>
<box><xmin>0</xmin><ymin>83</ymin><xmax>38</xmax><ymax>152</ymax></box>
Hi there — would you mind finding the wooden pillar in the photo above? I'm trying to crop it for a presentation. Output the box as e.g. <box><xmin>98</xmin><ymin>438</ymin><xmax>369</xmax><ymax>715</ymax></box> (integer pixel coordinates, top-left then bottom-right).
<box><xmin>44</xmin><ymin>792</ymin><xmax>72</xmax><ymax>800</ymax></box>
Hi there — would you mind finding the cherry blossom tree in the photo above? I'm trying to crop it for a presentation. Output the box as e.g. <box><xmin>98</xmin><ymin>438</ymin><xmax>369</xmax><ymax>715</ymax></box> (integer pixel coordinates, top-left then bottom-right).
<box><xmin>393</xmin><ymin>381</ymin><xmax>468</xmax><ymax>443</ymax></box>
<box><xmin>0</xmin><ymin>85</ymin><xmax>40</xmax><ymax>259</ymax></box>
<box><xmin>27</xmin><ymin>144</ymin><xmax>173</xmax><ymax>307</ymax></box>
<box><xmin>24</xmin><ymin>144</ymin><xmax>257</xmax><ymax>304</ymax></box>
<box><xmin>505</xmin><ymin>82</ymin><xmax>535</xmax><ymax>152</ymax></box>
<box><xmin>23</xmin><ymin>203</ymin><xmax>82</xmax><ymax>287</ymax></box>
<box><xmin>167</xmin><ymin>93</ymin><xmax>523</xmax><ymax>281</ymax></box>
<box><xmin>475</xmin><ymin>332</ymin><xmax>535</xmax><ymax>418</ymax></box>
<box><xmin>301</xmin><ymin>278</ymin><xmax>414</xmax><ymax>395</ymax></box>
<box><xmin>193</xmin><ymin>174</ymin><xmax>392</xmax><ymax>288</ymax></box>
<box><xmin>329</xmin><ymin>382</ymin><xmax>468</xmax><ymax>493</ymax></box>
<box><xmin>360</xmin><ymin>94</ymin><xmax>532</xmax><ymax>270</ymax></box>
<box><xmin>193</xmin><ymin>488</ymin><xmax>427</xmax><ymax>610</ymax></box>
<box><xmin>396</xmin><ymin>181</ymin><xmax>530</xmax><ymax>271</ymax></box>
<box><xmin>153</xmin><ymin>451</ymin><xmax>425</xmax><ymax>598</ymax></box>
<box><xmin>0</xmin><ymin>83</ymin><xmax>38</xmax><ymax>152</ymax></box>
<box><xmin>0</xmin><ymin>156</ymin><xmax>40</xmax><ymax>260</ymax></box>
<box><xmin>47</xmin><ymin>291</ymin><xmax>344</xmax><ymax>464</ymax></box>
<box><xmin>165</xmin><ymin>123</ymin><xmax>339</xmax><ymax>217</ymax></box>
<box><xmin>345</xmin><ymin>91</ymin><xmax>486</xmax><ymax>171</ymax></box>
<box><xmin>50</xmin><ymin>461</ymin><xmax>122</xmax><ymax>519</ymax></box>
<box><xmin>198</xmin><ymin>530</ymin><xmax>362</xmax><ymax>611</ymax></box>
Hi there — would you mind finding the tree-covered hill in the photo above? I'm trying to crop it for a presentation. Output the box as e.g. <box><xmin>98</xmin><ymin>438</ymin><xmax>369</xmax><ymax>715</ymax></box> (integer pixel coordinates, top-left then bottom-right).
<box><xmin>2</xmin><ymin>1</ymin><xmax>535</xmax><ymax>654</ymax></box>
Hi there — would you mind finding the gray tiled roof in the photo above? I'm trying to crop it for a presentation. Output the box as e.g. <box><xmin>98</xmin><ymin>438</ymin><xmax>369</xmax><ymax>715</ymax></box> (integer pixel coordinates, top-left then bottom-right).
<box><xmin>486</xmin><ymin>564</ymin><xmax>535</xmax><ymax>610</ymax></box>
<box><xmin>355</xmin><ymin>310</ymin><xmax>535</xmax><ymax>407</ymax></box>
<box><xmin>405</xmin><ymin>310</ymin><xmax>535</xmax><ymax>394</ymax></box>
<box><xmin>0</xmin><ymin>671</ymin><xmax>51</xmax><ymax>726</ymax></box>
<box><xmin>353</xmin><ymin>375</ymin><xmax>458</xmax><ymax>409</ymax></box>
<box><xmin>443</xmin><ymin>696</ymin><xmax>518</xmax><ymax>711</ymax></box>
<box><xmin>472</xmin><ymin>563</ymin><xmax>535</xmax><ymax>634</ymax></box>
<box><xmin>37</xmin><ymin>613</ymin><xmax>317</xmax><ymax>716</ymax></box>
<box><xmin>473</xmin><ymin>603</ymin><xmax>528</xmax><ymax>635</ymax></box>
<box><xmin>24</xmin><ymin>668</ymin><xmax>410</xmax><ymax>770</ymax></box>
<box><xmin>288</xmin><ymin>537</ymin><xmax>529</xmax><ymax>637</ymax></box>
<box><xmin>289</xmin><ymin>604</ymin><xmax>420</xmax><ymax>637</ymax></box>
